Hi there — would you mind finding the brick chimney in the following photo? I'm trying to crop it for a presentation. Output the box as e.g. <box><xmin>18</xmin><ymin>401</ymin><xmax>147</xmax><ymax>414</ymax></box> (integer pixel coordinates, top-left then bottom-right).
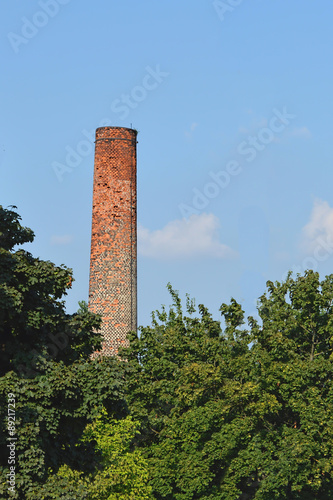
<box><xmin>89</xmin><ymin>126</ymin><xmax>137</xmax><ymax>355</ymax></box>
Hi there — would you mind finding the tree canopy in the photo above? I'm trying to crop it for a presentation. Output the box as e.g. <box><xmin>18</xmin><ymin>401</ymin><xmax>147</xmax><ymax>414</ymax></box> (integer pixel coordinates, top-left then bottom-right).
<box><xmin>1</xmin><ymin>204</ymin><xmax>333</xmax><ymax>499</ymax></box>
<box><xmin>122</xmin><ymin>275</ymin><xmax>333</xmax><ymax>499</ymax></box>
<box><xmin>0</xmin><ymin>206</ymin><xmax>131</xmax><ymax>498</ymax></box>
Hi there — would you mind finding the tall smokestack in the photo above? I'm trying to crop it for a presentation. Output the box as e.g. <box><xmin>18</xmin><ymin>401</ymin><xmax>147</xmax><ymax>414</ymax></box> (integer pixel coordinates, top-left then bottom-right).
<box><xmin>89</xmin><ymin>126</ymin><xmax>137</xmax><ymax>355</ymax></box>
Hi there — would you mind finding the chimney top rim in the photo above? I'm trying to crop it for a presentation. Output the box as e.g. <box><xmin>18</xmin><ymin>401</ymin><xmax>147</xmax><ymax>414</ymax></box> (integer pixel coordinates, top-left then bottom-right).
<box><xmin>96</xmin><ymin>126</ymin><xmax>138</xmax><ymax>134</ymax></box>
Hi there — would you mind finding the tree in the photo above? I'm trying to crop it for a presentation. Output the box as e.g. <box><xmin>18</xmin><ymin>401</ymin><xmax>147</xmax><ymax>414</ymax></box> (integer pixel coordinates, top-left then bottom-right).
<box><xmin>52</xmin><ymin>409</ymin><xmax>153</xmax><ymax>499</ymax></box>
<box><xmin>123</xmin><ymin>274</ymin><xmax>333</xmax><ymax>499</ymax></box>
<box><xmin>3</xmin><ymin>204</ymin><xmax>333</xmax><ymax>498</ymax></box>
<box><xmin>0</xmin><ymin>206</ymin><xmax>128</xmax><ymax>498</ymax></box>
<box><xmin>241</xmin><ymin>271</ymin><xmax>333</xmax><ymax>499</ymax></box>
<box><xmin>122</xmin><ymin>285</ymin><xmax>251</xmax><ymax>499</ymax></box>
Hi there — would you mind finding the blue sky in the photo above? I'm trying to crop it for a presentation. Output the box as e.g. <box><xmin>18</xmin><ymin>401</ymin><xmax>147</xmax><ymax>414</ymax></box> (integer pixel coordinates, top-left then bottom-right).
<box><xmin>2</xmin><ymin>0</ymin><xmax>333</xmax><ymax>328</ymax></box>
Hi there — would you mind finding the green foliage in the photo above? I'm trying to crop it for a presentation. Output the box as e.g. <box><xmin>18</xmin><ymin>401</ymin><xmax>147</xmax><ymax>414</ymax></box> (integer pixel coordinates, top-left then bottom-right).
<box><xmin>84</xmin><ymin>412</ymin><xmax>152</xmax><ymax>499</ymax></box>
<box><xmin>54</xmin><ymin>409</ymin><xmax>153</xmax><ymax>499</ymax></box>
<box><xmin>2</xmin><ymin>205</ymin><xmax>333</xmax><ymax>499</ymax></box>
<box><xmin>122</xmin><ymin>274</ymin><xmax>333</xmax><ymax>499</ymax></box>
<box><xmin>0</xmin><ymin>205</ymin><xmax>34</xmax><ymax>251</ymax></box>
<box><xmin>0</xmin><ymin>206</ymin><xmax>103</xmax><ymax>378</ymax></box>
<box><xmin>0</xmin><ymin>206</ymin><xmax>128</xmax><ymax>498</ymax></box>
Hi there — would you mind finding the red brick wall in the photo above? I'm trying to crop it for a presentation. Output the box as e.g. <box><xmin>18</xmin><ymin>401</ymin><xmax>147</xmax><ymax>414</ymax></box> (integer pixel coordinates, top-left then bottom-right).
<box><xmin>89</xmin><ymin>126</ymin><xmax>137</xmax><ymax>355</ymax></box>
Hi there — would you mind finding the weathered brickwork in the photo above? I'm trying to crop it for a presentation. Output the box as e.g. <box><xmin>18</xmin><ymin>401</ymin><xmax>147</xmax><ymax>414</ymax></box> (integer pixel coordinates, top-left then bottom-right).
<box><xmin>89</xmin><ymin>126</ymin><xmax>137</xmax><ymax>356</ymax></box>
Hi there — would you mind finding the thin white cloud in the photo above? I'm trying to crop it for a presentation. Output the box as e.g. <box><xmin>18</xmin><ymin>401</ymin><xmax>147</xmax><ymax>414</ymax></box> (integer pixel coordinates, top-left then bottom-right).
<box><xmin>291</xmin><ymin>126</ymin><xmax>311</xmax><ymax>139</ymax></box>
<box><xmin>185</xmin><ymin>122</ymin><xmax>198</xmax><ymax>138</ymax></box>
<box><xmin>238</xmin><ymin>116</ymin><xmax>268</xmax><ymax>135</ymax></box>
<box><xmin>301</xmin><ymin>199</ymin><xmax>333</xmax><ymax>252</ymax></box>
<box><xmin>50</xmin><ymin>235</ymin><xmax>74</xmax><ymax>246</ymax></box>
<box><xmin>138</xmin><ymin>213</ymin><xmax>236</xmax><ymax>260</ymax></box>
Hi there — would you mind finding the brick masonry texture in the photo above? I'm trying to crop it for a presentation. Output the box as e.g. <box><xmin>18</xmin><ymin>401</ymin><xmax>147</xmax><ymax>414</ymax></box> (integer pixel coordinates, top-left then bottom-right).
<box><xmin>89</xmin><ymin>126</ymin><xmax>137</xmax><ymax>356</ymax></box>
